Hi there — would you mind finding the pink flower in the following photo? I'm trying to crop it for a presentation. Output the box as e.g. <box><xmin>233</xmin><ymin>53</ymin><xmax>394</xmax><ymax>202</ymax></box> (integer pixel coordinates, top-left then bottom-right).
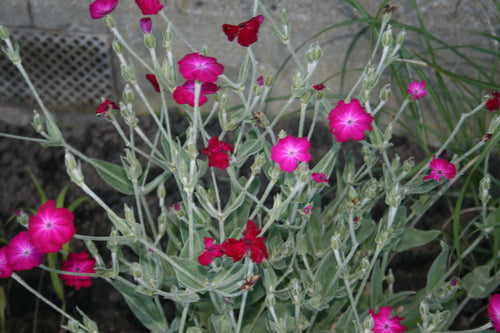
<box><xmin>311</xmin><ymin>172</ymin><xmax>328</xmax><ymax>184</ymax></box>
<box><xmin>423</xmin><ymin>155</ymin><xmax>456</xmax><ymax>182</ymax></box>
<box><xmin>256</xmin><ymin>75</ymin><xmax>264</xmax><ymax>86</ymax></box>
<box><xmin>485</xmin><ymin>133</ymin><xmax>492</xmax><ymax>142</ymax></box>
<box><xmin>140</xmin><ymin>17</ymin><xmax>152</xmax><ymax>34</ymax></box>
<box><xmin>201</xmin><ymin>136</ymin><xmax>234</xmax><ymax>169</ymax></box>
<box><xmin>407</xmin><ymin>80</ymin><xmax>427</xmax><ymax>100</ymax></box>
<box><xmin>146</xmin><ymin>74</ymin><xmax>161</xmax><ymax>92</ymax></box>
<box><xmin>89</xmin><ymin>0</ymin><xmax>118</xmax><ymax>19</ymax></box>
<box><xmin>222</xmin><ymin>15</ymin><xmax>264</xmax><ymax>47</ymax></box>
<box><xmin>173</xmin><ymin>80</ymin><xmax>217</xmax><ymax>107</ymax></box>
<box><xmin>61</xmin><ymin>251</ymin><xmax>96</xmax><ymax>290</ymax></box>
<box><xmin>135</xmin><ymin>0</ymin><xmax>163</xmax><ymax>15</ymax></box>
<box><xmin>328</xmin><ymin>99</ymin><xmax>373</xmax><ymax>143</ymax></box>
<box><xmin>271</xmin><ymin>136</ymin><xmax>311</xmax><ymax>172</ymax></box>
<box><xmin>95</xmin><ymin>99</ymin><xmax>119</xmax><ymax>115</ymax></box>
<box><xmin>369</xmin><ymin>306</ymin><xmax>408</xmax><ymax>333</ymax></box>
<box><xmin>489</xmin><ymin>294</ymin><xmax>500</xmax><ymax>331</ymax></box>
<box><xmin>221</xmin><ymin>220</ymin><xmax>268</xmax><ymax>264</ymax></box>
<box><xmin>28</xmin><ymin>200</ymin><xmax>75</xmax><ymax>254</ymax></box>
<box><xmin>303</xmin><ymin>206</ymin><xmax>312</xmax><ymax>215</ymax></box>
<box><xmin>178</xmin><ymin>53</ymin><xmax>224</xmax><ymax>83</ymax></box>
<box><xmin>6</xmin><ymin>231</ymin><xmax>44</xmax><ymax>271</ymax></box>
<box><xmin>0</xmin><ymin>247</ymin><xmax>12</xmax><ymax>278</ymax></box>
<box><xmin>313</xmin><ymin>83</ymin><xmax>325</xmax><ymax>91</ymax></box>
<box><xmin>173</xmin><ymin>203</ymin><xmax>181</xmax><ymax>211</ymax></box>
<box><xmin>486</xmin><ymin>92</ymin><xmax>500</xmax><ymax>112</ymax></box>
<box><xmin>198</xmin><ymin>237</ymin><xmax>223</xmax><ymax>265</ymax></box>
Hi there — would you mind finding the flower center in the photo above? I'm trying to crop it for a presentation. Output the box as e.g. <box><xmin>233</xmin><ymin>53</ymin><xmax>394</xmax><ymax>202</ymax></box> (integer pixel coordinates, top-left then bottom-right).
<box><xmin>287</xmin><ymin>149</ymin><xmax>296</xmax><ymax>157</ymax></box>
<box><xmin>345</xmin><ymin>117</ymin><xmax>355</xmax><ymax>126</ymax></box>
<box><xmin>45</xmin><ymin>220</ymin><xmax>53</xmax><ymax>229</ymax></box>
<box><xmin>75</xmin><ymin>266</ymin><xmax>81</xmax><ymax>272</ymax></box>
<box><xmin>23</xmin><ymin>249</ymin><xmax>31</xmax><ymax>257</ymax></box>
<box><xmin>244</xmin><ymin>239</ymin><xmax>253</xmax><ymax>246</ymax></box>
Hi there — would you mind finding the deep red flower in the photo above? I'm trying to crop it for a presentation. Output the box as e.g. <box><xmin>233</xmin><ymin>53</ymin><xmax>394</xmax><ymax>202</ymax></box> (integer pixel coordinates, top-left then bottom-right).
<box><xmin>0</xmin><ymin>247</ymin><xmax>12</xmax><ymax>278</ymax></box>
<box><xmin>96</xmin><ymin>99</ymin><xmax>119</xmax><ymax>115</ymax></box>
<box><xmin>140</xmin><ymin>17</ymin><xmax>152</xmax><ymax>34</ymax></box>
<box><xmin>485</xmin><ymin>133</ymin><xmax>493</xmax><ymax>142</ymax></box>
<box><xmin>256</xmin><ymin>75</ymin><xmax>264</xmax><ymax>86</ymax></box>
<box><xmin>173</xmin><ymin>80</ymin><xmax>217</xmax><ymax>107</ymax></box>
<box><xmin>311</xmin><ymin>172</ymin><xmax>328</xmax><ymax>184</ymax></box>
<box><xmin>486</xmin><ymin>92</ymin><xmax>500</xmax><ymax>112</ymax></box>
<box><xmin>222</xmin><ymin>15</ymin><xmax>264</xmax><ymax>47</ymax></box>
<box><xmin>146</xmin><ymin>74</ymin><xmax>161</xmax><ymax>92</ymax></box>
<box><xmin>198</xmin><ymin>237</ymin><xmax>224</xmax><ymax>265</ymax></box>
<box><xmin>313</xmin><ymin>83</ymin><xmax>325</xmax><ymax>91</ymax></box>
<box><xmin>89</xmin><ymin>0</ymin><xmax>118</xmax><ymax>19</ymax></box>
<box><xmin>201</xmin><ymin>136</ymin><xmax>234</xmax><ymax>169</ymax></box>
<box><xmin>28</xmin><ymin>200</ymin><xmax>75</xmax><ymax>253</ymax></box>
<box><xmin>6</xmin><ymin>231</ymin><xmax>44</xmax><ymax>271</ymax></box>
<box><xmin>423</xmin><ymin>155</ymin><xmax>456</xmax><ymax>182</ymax></box>
<box><xmin>61</xmin><ymin>251</ymin><xmax>96</xmax><ymax>290</ymax></box>
<box><xmin>178</xmin><ymin>53</ymin><xmax>224</xmax><ymax>83</ymax></box>
<box><xmin>221</xmin><ymin>220</ymin><xmax>268</xmax><ymax>264</ymax></box>
<box><xmin>369</xmin><ymin>306</ymin><xmax>407</xmax><ymax>333</ymax></box>
<box><xmin>328</xmin><ymin>99</ymin><xmax>373</xmax><ymax>142</ymax></box>
<box><xmin>135</xmin><ymin>0</ymin><xmax>163</xmax><ymax>15</ymax></box>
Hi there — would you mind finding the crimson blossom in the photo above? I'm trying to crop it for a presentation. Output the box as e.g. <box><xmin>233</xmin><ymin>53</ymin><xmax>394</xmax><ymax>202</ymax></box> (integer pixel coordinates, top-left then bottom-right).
<box><xmin>6</xmin><ymin>231</ymin><xmax>44</xmax><ymax>271</ymax></box>
<box><xmin>369</xmin><ymin>306</ymin><xmax>407</xmax><ymax>333</ymax></box>
<box><xmin>221</xmin><ymin>220</ymin><xmax>268</xmax><ymax>264</ymax></box>
<box><xmin>135</xmin><ymin>0</ymin><xmax>163</xmax><ymax>15</ymax></box>
<box><xmin>140</xmin><ymin>17</ymin><xmax>152</xmax><ymax>34</ymax></box>
<box><xmin>173</xmin><ymin>80</ymin><xmax>217</xmax><ymax>107</ymax></box>
<box><xmin>61</xmin><ymin>251</ymin><xmax>96</xmax><ymax>290</ymax></box>
<box><xmin>407</xmin><ymin>80</ymin><xmax>427</xmax><ymax>100</ymax></box>
<box><xmin>28</xmin><ymin>200</ymin><xmax>75</xmax><ymax>254</ymax></box>
<box><xmin>328</xmin><ymin>99</ymin><xmax>373</xmax><ymax>143</ymax></box>
<box><xmin>489</xmin><ymin>294</ymin><xmax>500</xmax><ymax>332</ymax></box>
<box><xmin>311</xmin><ymin>172</ymin><xmax>328</xmax><ymax>184</ymax></box>
<box><xmin>313</xmin><ymin>83</ymin><xmax>325</xmax><ymax>91</ymax></box>
<box><xmin>198</xmin><ymin>237</ymin><xmax>224</xmax><ymax>266</ymax></box>
<box><xmin>271</xmin><ymin>136</ymin><xmax>311</xmax><ymax>172</ymax></box>
<box><xmin>201</xmin><ymin>136</ymin><xmax>234</xmax><ymax>169</ymax></box>
<box><xmin>423</xmin><ymin>155</ymin><xmax>456</xmax><ymax>182</ymax></box>
<box><xmin>89</xmin><ymin>0</ymin><xmax>118</xmax><ymax>19</ymax></box>
<box><xmin>95</xmin><ymin>99</ymin><xmax>119</xmax><ymax>115</ymax></box>
<box><xmin>0</xmin><ymin>247</ymin><xmax>12</xmax><ymax>278</ymax></box>
<box><xmin>486</xmin><ymin>92</ymin><xmax>500</xmax><ymax>112</ymax></box>
<box><xmin>222</xmin><ymin>15</ymin><xmax>264</xmax><ymax>47</ymax></box>
<box><xmin>178</xmin><ymin>53</ymin><xmax>224</xmax><ymax>83</ymax></box>
<box><xmin>146</xmin><ymin>74</ymin><xmax>161</xmax><ymax>92</ymax></box>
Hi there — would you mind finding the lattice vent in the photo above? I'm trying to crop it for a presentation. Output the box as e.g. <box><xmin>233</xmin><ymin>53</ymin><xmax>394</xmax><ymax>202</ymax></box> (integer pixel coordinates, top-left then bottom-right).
<box><xmin>0</xmin><ymin>28</ymin><xmax>115</xmax><ymax>111</ymax></box>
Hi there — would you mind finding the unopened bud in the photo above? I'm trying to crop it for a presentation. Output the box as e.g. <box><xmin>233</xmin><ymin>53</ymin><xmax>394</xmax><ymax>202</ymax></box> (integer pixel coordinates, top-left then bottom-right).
<box><xmin>264</xmin><ymin>75</ymin><xmax>274</xmax><ymax>87</ymax></box>
<box><xmin>131</xmin><ymin>262</ymin><xmax>142</xmax><ymax>281</ymax></box>
<box><xmin>402</xmin><ymin>157</ymin><xmax>415</xmax><ymax>173</ymax></box>
<box><xmin>288</xmin><ymin>278</ymin><xmax>303</xmax><ymax>305</ymax></box>
<box><xmin>144</xmin><ymin>34</ymin><xmax>156</xmax><ymax>49</ymax></box>
<box><xmin>0</xmin><ymin>25</ymin><xmax>9</xmax><ymax>40</ymax></box>
<box><xmin>396</xmin><ymin>29</ymin><xmax>406</xmax><ymax>46</ymax></box>
<box><xmin>330</xmin><ymin>233</ymin><xmax>342</xmax><ymax>251</ymax></box>
<box><xmin>382</xmin><ymin>25</ymin><xmax>393</xmax><ymax>47</ymax></box>
<box><xmin>122</xmin><ymin>84</ymin><xmax>134</xmax><ymax>103</ymax></box>
<box><xmin>480</xmin><ymin>174</ymin><xmax>491</xmax><ymax>203</ymax></box>
<box><xmin>306</xmin><ymin>42</ymin><xmax>322</xmax><ymax>63</ymax></box>
<box><xmin>379</xmin><ymin>84</ymin><xmax>392</xmax><ymax>102</ymax></box>
<box><xmin>112</xmin><ymin>39</ymin><xmax>123</xmax><ymax>54</ymax></box>
<box><xmin>251</xmin><ymin>153</ymin><xmax>265</xmax><ymax>174</ymax></box>
<box><xmin>124</xmin><ymin>204</ymin><xmax>136</xmax><ymax>226</ymax></box>
<box><xmin>121</xmin><ymin>64</ymin><xmax>136</xmax><ymax>83</ymax></box>
<box><xmin>65</xmin><ymin>151</ymin><xmax>84</xmax><ymax>186</ymax></box>
<box><xmin>103</xmin><ymin>15</ymin><xmax>116</xmax><ymax>28</ymax></box>
<box><xmin>32</xmin><ymin>110</ymin><xmax>44</xmax><ymax>133</ymax></box>
<box><xmin>265</xmin><ymin>293</ymin><xmax>276</xmax><ymax>308</ymax></box>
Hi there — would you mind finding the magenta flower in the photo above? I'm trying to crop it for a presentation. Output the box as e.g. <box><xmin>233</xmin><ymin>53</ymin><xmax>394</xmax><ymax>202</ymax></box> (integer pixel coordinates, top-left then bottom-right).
<box><xmin>173</xmin><ymin>80</ymin><xmax>217</xmax><ymax>107</ymax></box>
<box><xmin>423</xmin><ymin>155</ymin><xmax>456</xmax><ymax>182</ymax></box>
<box><xmin>222</xmin><ymin>15</ymin><xmax>264</xmax><ymax>47</ymax></box>
<box><xmin>201</xmin><ymin>136</ymin><xmax>234</xmax><ymax>169</ymax></box>
<box><xmin>328</xmin><ymin>99</ymin><xmax>373</xmax><ymax>143</ymax></box>
<box><xmin>221</xmin><ymin>220</ymin><xmax>268</xmax><ymax>264</ymax></box>
<box><xmin>0</xmin><ymin>247</ymin><xmax>12</xmax><ymax>278</ymax></box>
<box><xmin>256</xmin><ymin>75</ymin><xmax>264</xmax><ymax>86</ymax></box>
<box><xmin>178</xmin><ymin>53</ymin><xmax>224</xmax><ymax>83</ymax></box>
<box><xmin>198</xmin><ymin>237</ymin><xmax>224</xmax><ymax>266</ymax></box>
<box><xmin>486</xmin><ymin>92</ymin><xmax>500</xmax><ymax>112</ymax></box>
<box><xmin>95</xmin><ymin>99</ymin><xmax>119</xmax><ymax>115</ymax></box>
<box><xmin>303</xmin><ymin>206</ymin><xmax>312</xmax><ymax>215</ymax></box>
<box><xmin>28</xmin><ymin>200</ymin><xmax>75</xmax><ymax>254</ymax></box>
<box><xmin>407</xmin><ymin>80</ymin><xmax>427</xmax><ymax>100</ymax></box>
<box><xmin>369</xmin><ymin>306</ymin><xmax>408</xmax><ymax>333</ymax></box>
<box><xmin>311</xmin><ymin>172</ymin><xmax>328</xmax><ymax>184</ymax></box>
<box><xmin>271</xmin><ymin>136</ymin><xmax>311</xmax><ymax>172</ymax></box>
<box><xmin>146</xmin><ymin>74</ymin><xmax>161</xmax><ymax>92</ymax></box>
<box><xmin>135</xmin><ymin>0</ymin><xmax>163</xmax><ymax>15</ymax></box>
<box><xmin>173</xmin><ymin>203</ymin><xmax>181</xmax><ymax>211</ymax></box>
<box><xmin>140</xmin><ymin>17</ymin><xmax>152</xmax><ymax>34</ymax></box>
<box><xmin>6</xmin><ymin>231</ymin><xmax>44</xmax><ymax>271</ymax></box>
<box><xmin>61</xmin><ymin>251</ymin><xmax>96</xmax><ymax>290</ymax></box>
<box><xmin>89</xmin><ymin>0</ymin><xmax>118</xmax><ymax>19</ymax></box>
<box><xmin>489</xmin><ymin>294</ymin><xmax>500</xmax><ymax>331</ymax></box>
<box><xmin>313</xmin><ymin>83</ymin><xmax>325</xmax><ymax>91</ymax></box>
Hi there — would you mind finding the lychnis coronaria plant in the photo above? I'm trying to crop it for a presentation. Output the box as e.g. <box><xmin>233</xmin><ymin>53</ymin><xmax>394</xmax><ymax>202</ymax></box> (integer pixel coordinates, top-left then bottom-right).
<box><xmin>0</xmin><ymin>0</ymin><xmax>499</xmax><ymax>332</ymax></box>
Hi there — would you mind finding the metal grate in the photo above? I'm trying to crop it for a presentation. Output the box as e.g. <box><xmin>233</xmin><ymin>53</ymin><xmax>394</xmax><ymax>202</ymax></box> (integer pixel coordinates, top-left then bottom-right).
<box><xmin>0</xmin><ymin>28</ymin><xmax>115</xmax><ymax>111</ymax></box>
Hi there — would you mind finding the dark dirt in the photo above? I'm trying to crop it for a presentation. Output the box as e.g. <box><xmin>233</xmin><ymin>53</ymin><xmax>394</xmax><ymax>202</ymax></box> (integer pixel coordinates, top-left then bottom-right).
<box><xmin>0</xmin><ymin>112</ymin><xmax>493</xmax><ymax>332</ymax></box>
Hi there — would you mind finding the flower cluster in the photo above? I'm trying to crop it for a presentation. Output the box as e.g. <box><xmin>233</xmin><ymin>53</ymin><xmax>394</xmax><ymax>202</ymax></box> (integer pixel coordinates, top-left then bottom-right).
<box><xmin>0</xmin><ymin>200</ymin><xmax>95</xmax><ymax>290</ymax></box>
<box><xmin>198</xmin><ymin>220</ymin><xmax>268</xmax><ymax>265</ymax></box>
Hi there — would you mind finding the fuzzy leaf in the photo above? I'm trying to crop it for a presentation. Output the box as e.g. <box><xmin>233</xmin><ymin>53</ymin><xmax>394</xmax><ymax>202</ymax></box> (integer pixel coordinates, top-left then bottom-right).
<box><xmin>426</xmin><ymin>241</ymin><xmax>449</xmax><ymax>291</ymax></box>
<box><xmin>90</xmin><ymin>158</ymin><xmax>134</xmax><ymax>195</ymax></box>
<box><xmin>170</xmin><ymin>256</ymin><xmax>207</xmax><ymax>290</ymax></box>
<box><xmin>395</xmin><ymin>228</ymin><xmax>440</xmax><ymax>253</ymax></box>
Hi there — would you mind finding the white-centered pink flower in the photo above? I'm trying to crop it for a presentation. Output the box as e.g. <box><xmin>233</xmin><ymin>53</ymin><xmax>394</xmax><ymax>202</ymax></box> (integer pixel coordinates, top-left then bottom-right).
<box><xmin>0</xmin><ymin>247</ymin><xmax>12</xmax><ymax>278</ymax></box>
<box><xmin>328</xmin><ymin>99</ymin><xmax>373</xmax><ymax>143</ymax></box>
<box><xmin>271</xmin><ymin>136</ymin><xmax>311</xmax><ymax>172</ymax></box>
<box><xmin>28</xmin><ymin>200</ymin><xmax>75</xmax><ymax>253</ymax></box>
<box><xmin>369</xmin><ymin>306</ymin><xmax>408</xmax><ymax>333</ymax></box>
<box><xmin>6</xmin><ymin>231</ymin><xmax>44</xmax><ymax>271</ymax></box>
<box><xmin>178</xmin><ymin>53</ymin><xmax>224</xmax><ymax>83</ymax></box>
<box><xmin>407</xmin><ymin>80</ymin><xmax>427</xmax><ymax>100</ymax></box>
<box><xmin>488</xmin><ymin>294</ymin><xmax>500</xmax><ymax>332</ymax></box>
<box><xmin>423</xmin><ymin>155</ymin><xmax>456</xmax><ymax>182</ymax></box>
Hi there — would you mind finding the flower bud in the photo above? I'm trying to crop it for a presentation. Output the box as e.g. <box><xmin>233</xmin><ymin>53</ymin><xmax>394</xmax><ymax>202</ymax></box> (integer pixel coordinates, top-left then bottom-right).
<box><xmin>104</xmin><ymin>15</ymin><xmax>116</xmax><ymax>28</ymax></box>
<box><xmin>144</xmin><ymin>34</ymin><xmax>156</xmax><ymax>49</ymax></box>
<box><xmin>66</xmin><ymin>319</ymin><xmax>80</xmax><ymax>332</ymax></box>
<box><xmin>124</xmin><ymin>204</ymin><xmax>136</xmax><ymax>226</ymax></box>
<box><xmin>362</xmin><ymin>146</ymin><xmax>377</xmax><ymax>168</ymax></box>
<box><xmin>32</xmin><ymin>110</ymin><xmax>44</xmax><ymax>133</ymax></box>
<box><xmin>402</xmin><ymin>157</ymin><xmax>415</xmax><ymax>173</ymax></box>
<box><xmin>487</xmin><ymin>115</ymin><xmax>500</xmax><ymax>134</ymax></box>
<box><xmin>382</xmin><ymin>25</ymin><xmax>393</xmax><ymax>47</ymax></box>
<box><xmin>479</xmin><ymin>174</ymin><xmax>491</xmax><ymax>204</ymax></box>
<box><xmin>330</xmin><ymin>233</ymin><xmax>342</xmax><ymax>251</ymax></box>
<box><xmin>280</xmin><ymin>8</ymin><xmax>290</xmax><ymax>39</ymax></box>
<box><xmin>120</xmin><ymin>102</ymin><xmax>138</xmax><ymax>127</ymax></box>
<box><xmin>158</xmin><ymin>212</ymin><xmax>168</xmax><ymax>236</ymax></box>
<box><xmin>265</xmin><ymin>293</ymin><xmax>276</xmax><ymax>308</ymax></box>
<box><xmin>112</xmin><ymin>39</ymin><xmax>123</xmax><ymax>54</ymax></box>
<box><xmin>122</xmin><ymin>84</ymin><xmax>134</xmax><ymax>103</ymax></box>
<box><xmin>131</xmin><ymin>262</ymin><xmax>142</xmax><ymax>281</ymax></box>
<box><xmin>264</xmin><ymin>75</ymin><xmax>274</xmax><ymax>87</ymax></box>
<box><xmin>6</xmin><ymin>43</ymin><xmax>21</xmax><ymax>65</ymax></box>
<box><xmin>288</xmin><ymin>278</ymin><xmax>303</xmax><ymax>305</ymax></box>
<box><xmin>140</xmin><ymin>17</ymin><xmax>152</xmax><ymax>34</ymax></box>
<box><xmin>396</xmin><ymin>29</ymin><xmax>406</xmax><ymax>46</ymax></box>
<box><xmin>121</xmin><ymin>64</ymin><xmax>136</xmax><ymax>83</ymax></box>
<box><xmin>251</xmin><ymin>153</ymin><xmax>265</xmax><ymax>174</ymax></box>
<box><xmin>15</xmin><ymin>209</ymin><xmax>29</xmax><ymax>227</ymax></box>
<box><xmin>306</xmin><ymin>42</ymin><xmax>322</xmax><ymax>63</ymax></box>
<box><xmin>379</xmin><ymin>84</ymin><xmax>392</xmax><ymax>102</ymax></box>
<box><xmin>0</xmin><ymin>25</ymin><xmax>9</xmax><ymax>40</ymax></box>
<box><xmin>65</xmin><ymin>151</ymin><xmax>84</xmax><ymax>186</ymax></box>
